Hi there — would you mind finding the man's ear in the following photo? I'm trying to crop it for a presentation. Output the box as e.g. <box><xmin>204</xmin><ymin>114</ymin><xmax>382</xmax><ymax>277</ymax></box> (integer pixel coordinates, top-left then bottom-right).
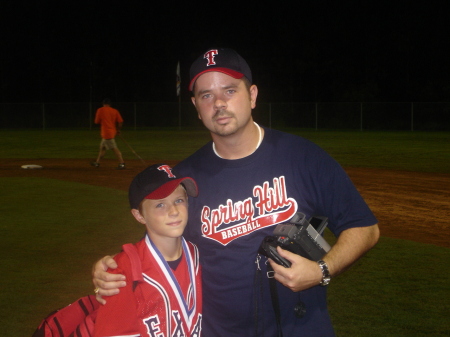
<box><xmin>131</xmin><ymin>209</ymin><xmax>146</xmax><ymax>224</ymax></box>
<box><xmin>250</xmin><ymin>84</ymin><xmax>258</xmax><ymax>109</ymax></box>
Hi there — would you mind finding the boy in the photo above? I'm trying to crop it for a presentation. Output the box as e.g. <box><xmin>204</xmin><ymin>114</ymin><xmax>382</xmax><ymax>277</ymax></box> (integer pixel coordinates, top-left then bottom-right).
<box><xmin>93</xmin><ymin>164</ymin><xmax>202</xmax><ymax>337</ymax></box>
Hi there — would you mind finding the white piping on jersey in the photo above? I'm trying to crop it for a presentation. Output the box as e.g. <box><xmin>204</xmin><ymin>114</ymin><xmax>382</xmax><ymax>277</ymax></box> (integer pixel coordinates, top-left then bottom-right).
<box><xmin>142</xmin><ymin>273</ymin><xmax>172</xmax><ymax>336</ymax></box>
<box><xmin>144</xmin><ymin>235</ymin><xmax>198</xmax><ymax>328</ymax></box>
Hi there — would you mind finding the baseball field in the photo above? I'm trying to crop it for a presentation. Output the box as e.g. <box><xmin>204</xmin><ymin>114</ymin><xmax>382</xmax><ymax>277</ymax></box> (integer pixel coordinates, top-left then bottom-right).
<box><xmin>1</xmin><ymin>128</ymin><xmax>449</xmax><ymax>336</ymax></box>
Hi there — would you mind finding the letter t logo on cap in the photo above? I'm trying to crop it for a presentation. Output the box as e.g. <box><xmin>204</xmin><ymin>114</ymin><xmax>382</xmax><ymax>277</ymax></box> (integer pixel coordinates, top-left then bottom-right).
<box><xmin>204</xmin><ymin>49</ymin><xmax>219</xmax><ymax>66</ymax></box>
<box><xmin>157</xmin><ymin>165</ymin><xmax>176</xmax><ymax>178</ymax></box>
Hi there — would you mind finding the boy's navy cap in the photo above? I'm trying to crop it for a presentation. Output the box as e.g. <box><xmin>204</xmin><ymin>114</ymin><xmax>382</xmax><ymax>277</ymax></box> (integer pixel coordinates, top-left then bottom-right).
<box><xmin>189</xmin><ymin>48</ymin><xmax>252</xmax><ymax>91</ymax></box>
<box><xmin>128</xmin><ymin>164</ymin><xmax>198</xmax><ymax>209</ymax></box>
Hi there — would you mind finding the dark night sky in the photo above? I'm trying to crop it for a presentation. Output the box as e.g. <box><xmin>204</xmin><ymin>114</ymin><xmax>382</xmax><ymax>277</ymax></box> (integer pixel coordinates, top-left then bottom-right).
<box><xmin>1</xmin><ymin>1</ymin><xmax>449</xmax><ymax>104</ymax></box>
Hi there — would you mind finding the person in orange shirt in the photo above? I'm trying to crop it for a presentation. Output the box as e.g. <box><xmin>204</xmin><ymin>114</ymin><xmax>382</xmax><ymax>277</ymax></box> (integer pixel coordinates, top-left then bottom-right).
<box><xmin>91</xmin><ymin>98</ymin><xmax>126</xmax><ymax>169</ymax></box>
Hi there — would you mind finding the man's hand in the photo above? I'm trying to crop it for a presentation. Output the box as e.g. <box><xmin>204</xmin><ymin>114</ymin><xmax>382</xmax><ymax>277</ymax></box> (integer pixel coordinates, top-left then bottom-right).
<box><xmin>92</xmin><ymin>255</ymin><xmax>126</xmax><ymax>305</ymax></box>
<box><xmin>269</xmin><ymin>247</ymin><xmax>322</xmax><ymax>292</ymax></box>
<box><xmin>269</xmin><ymin>224</ymin><xmax>380</xmax><ymax>293</ymax></box>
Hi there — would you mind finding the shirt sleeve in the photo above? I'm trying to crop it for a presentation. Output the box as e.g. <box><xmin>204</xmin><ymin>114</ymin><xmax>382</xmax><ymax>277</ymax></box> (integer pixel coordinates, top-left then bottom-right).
<box><xmin>311</xmin><ymin>146</ymin><xmax>378</xmax><ymax>236</ymax></box>
<box><xmin>116</xmin><ymin>110</ymin><xmax>124</xmax><ymax>123</ymax></box>
<box><xmin>93</xmin><ymin>253</ymin><xmax>140</xmax><ymax>337</ymax></box>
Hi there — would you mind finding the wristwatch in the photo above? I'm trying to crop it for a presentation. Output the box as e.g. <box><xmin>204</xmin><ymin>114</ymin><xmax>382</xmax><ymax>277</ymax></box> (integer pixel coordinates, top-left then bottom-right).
<box><xmin>317</xmin><ymin>260</ymin><xmax>331</xmax><ymax>286</ymax></box>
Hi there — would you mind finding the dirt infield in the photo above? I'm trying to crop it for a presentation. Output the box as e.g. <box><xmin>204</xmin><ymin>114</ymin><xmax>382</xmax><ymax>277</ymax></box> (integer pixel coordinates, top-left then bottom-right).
<box><xmin>2</xmin><ymin>158</ymin><xmax>449</xmax><ymax>248</ymax></box>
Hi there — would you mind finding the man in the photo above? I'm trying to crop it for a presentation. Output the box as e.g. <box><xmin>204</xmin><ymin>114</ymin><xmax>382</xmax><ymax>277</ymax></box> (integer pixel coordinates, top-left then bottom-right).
<box><xmin>94</xmin><ymin>48</ymin><xmax>379</xmax><ymax>336</ymax></box>
<box><xmin>91</xmin><ymin>98</ymin><xmax>126</xmax><ymax>169</ymax></box>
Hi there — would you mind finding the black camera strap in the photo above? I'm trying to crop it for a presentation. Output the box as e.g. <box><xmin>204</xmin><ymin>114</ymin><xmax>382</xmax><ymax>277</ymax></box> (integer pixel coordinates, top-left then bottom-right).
<box><xmin>267</xmin><ymin>262</ymin><xmax>284</xmax><ymax>337</ymax></box>
<box><xmin>254</xmin><ymin>254</ymin><xmax>284</xmax><ymax>337</ymax></box>
<box><xmin>254</xmin><ymin>256</ymin><xmax>264</xmax><ymax>337</ymax></box>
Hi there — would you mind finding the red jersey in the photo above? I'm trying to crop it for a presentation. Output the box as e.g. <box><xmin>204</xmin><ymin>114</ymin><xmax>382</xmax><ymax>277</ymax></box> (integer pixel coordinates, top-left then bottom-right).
<box><xmin>94</xmin><ymin>106</ymin><xmax>124</xmax><ymax>139</ymax></box>
<box><xmin>93</xmin><ymin>236</ymin><xmax>202</xmax><ymax>337</ymax></box>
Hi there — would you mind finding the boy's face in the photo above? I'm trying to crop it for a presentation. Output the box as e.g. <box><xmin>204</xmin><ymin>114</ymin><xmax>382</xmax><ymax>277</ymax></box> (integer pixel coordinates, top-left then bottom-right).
<box><xmin>132</xmin><ymin>185</ymin><xmax>189</xmax><ymax>241</ymax></box>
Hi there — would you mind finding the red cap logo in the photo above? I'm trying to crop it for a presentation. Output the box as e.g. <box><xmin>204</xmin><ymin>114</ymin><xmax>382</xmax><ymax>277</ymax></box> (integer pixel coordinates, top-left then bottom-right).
<box><xmin>157</xmin><ymin>164</ymin><xmax>176</xmax><ymax>178</ymax></box>
<box><xmin>204</xmin><ymin>49</ymin><xmax>219</xmax><ymax>66</ymax></box>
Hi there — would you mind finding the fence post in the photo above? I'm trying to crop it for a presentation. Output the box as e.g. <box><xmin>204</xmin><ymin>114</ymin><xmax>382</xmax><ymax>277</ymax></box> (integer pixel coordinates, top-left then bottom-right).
<box><xmin>269</xmin><ymin>102</ymin><xmax>272</xmax><ymax>129</ymax></box>
<box><xmin>360</xmin><ymin>102</ymin><xmax>363</xmax><ymax>131</ymax></box>
<box><xmin>178</xmin><ymin>96</ymin><xmax>182</xmax><ymax>130</ymax></box>
<box><xmin>134</xmin><ymin>102</ymin><xmax>137</xmax><ymax>130</ymax></box>
<box><xmin>42</xmin><ymin>103</ymin><xmax>46</xmax><ymax>130</ymax></box>
<box><xmin>411</xmin><ymin>102</ymin><xmax>414</xmax><ymax>131</ymax></box>
<box><xmin>89</xmin><ymin>100</ymin><xmax>94</xmax><ymax>130</ymax></box>
<box><xmin>315</xmin><ymin>102</ymin><xmax>318</xmax><ymax>130</ymax></box>
<box><xmin>89</xmin><ymin>102</ymin><xmax>92</xmax><ymax>130</ymax></box>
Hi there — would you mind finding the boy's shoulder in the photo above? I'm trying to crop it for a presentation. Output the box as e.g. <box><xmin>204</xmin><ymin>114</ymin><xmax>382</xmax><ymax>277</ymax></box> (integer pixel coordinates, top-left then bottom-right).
<box><xmin>112</xmin><ymin>238</ymin><xmax>200</xmax><ymax>275</ymax></box>
<box><xmin>111</xmin><ymin>240</ymin><xmax>146</xmax><ymax>275</ymax></box>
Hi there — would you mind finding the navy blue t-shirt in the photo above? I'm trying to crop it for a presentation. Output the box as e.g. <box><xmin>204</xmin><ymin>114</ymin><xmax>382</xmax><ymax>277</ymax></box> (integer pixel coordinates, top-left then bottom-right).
<box><xmin>175</xmin><ymin>127</ymin><xmax>377</xmax><ymax>336</ymax></box>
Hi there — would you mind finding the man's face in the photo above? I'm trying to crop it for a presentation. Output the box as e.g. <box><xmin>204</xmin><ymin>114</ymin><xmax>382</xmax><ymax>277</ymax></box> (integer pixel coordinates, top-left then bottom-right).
<box><xmin>191</xmin><ymin>71</ymin><xmax>258</xmax><ymax>137</ymax></box>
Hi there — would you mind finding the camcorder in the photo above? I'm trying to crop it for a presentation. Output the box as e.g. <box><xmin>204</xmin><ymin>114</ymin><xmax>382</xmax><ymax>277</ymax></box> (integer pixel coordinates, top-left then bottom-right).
<box><xmin>259</xmin><ymin>212</ymin><xmax>331</xmax><ymax>267</ymax></box>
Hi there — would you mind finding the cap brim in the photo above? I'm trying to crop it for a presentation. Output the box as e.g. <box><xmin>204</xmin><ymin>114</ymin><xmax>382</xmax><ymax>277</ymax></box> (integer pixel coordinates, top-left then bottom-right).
<box><xmin>180</xmin><ymin>177</ymin><xmax>198</xmax><ymax>197</ymax></box>
<box><xmin>189</xmin><ymin>67</ymin><xmax>244</xmax><ymax>91</ymax></box>
<box><xmin>144</xmin><ymin>177</ymin><xmax>198</xmax><ymax>200</ymax></box>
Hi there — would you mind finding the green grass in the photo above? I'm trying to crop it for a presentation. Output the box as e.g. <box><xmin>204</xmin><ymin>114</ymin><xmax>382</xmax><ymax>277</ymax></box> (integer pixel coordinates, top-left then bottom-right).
<box><xmin>0</xmin><ymin>128</ymin><xmax>449</xmax><ymax>336</ymax></box>
<box><xmin>0</xmin><ymin>178</ymin><xmax>144</xmax><ymax>336</ymax></box>
<box><xmin>288</xmin><ymin>129</ymin><xmax>450</xmax><ymax>173</ymax></box>
<box><xmin>0</xmin><ymin>128</ymin><xmax>212</xmax><ymax>162</ymax></box>
<box><xmin>324</xmin><ymin>232</ymin><xmax>450</xmax><ymax>336</ymax></box>
<box><xmin>0</xmin><ymin>128</ymin><xmax>448</xmax><ymax>173</ymax></box>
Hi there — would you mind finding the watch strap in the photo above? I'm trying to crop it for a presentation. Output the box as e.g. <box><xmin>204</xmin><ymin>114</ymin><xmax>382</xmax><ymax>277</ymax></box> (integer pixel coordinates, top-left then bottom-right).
<box><xmin>317</xmin><ymin>260</ymin><xmax>331</xmax><ymax>286</ymax></box>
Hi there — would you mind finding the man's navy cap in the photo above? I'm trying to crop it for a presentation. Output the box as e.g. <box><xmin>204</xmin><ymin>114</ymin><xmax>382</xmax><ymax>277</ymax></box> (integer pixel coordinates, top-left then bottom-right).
<box><xmin>128</xmin><ymin>164</ymin><xmax>198</xmax><ymax>209</ymax></box>
<box><xmin>189</xmin><ymin>48</ymin><xmax>252</xmax><ymax>91</ymax></box>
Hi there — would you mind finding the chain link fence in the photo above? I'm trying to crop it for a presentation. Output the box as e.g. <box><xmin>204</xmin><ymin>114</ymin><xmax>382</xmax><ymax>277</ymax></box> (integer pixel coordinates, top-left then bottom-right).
<box><xmin>1</xmin><ymin>101</ymin><xmax>449</xmax><ymax>131</ymax></box>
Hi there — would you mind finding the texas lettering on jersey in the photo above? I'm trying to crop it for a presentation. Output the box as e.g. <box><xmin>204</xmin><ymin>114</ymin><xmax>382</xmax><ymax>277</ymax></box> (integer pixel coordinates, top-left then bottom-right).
<box><xmin>139</xmin><ymin>237</ymin><xmax>202</xmax><ymax>337</ymax></box>
<box><xmin>201</xmin><ymin>176</ymin><xmax>298</xmax><ymax>245</ymax></box>
<box><xmin>143</xmin><ymin>312</ymin><xmax>202</xmax><ymax>337</ymax></box>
